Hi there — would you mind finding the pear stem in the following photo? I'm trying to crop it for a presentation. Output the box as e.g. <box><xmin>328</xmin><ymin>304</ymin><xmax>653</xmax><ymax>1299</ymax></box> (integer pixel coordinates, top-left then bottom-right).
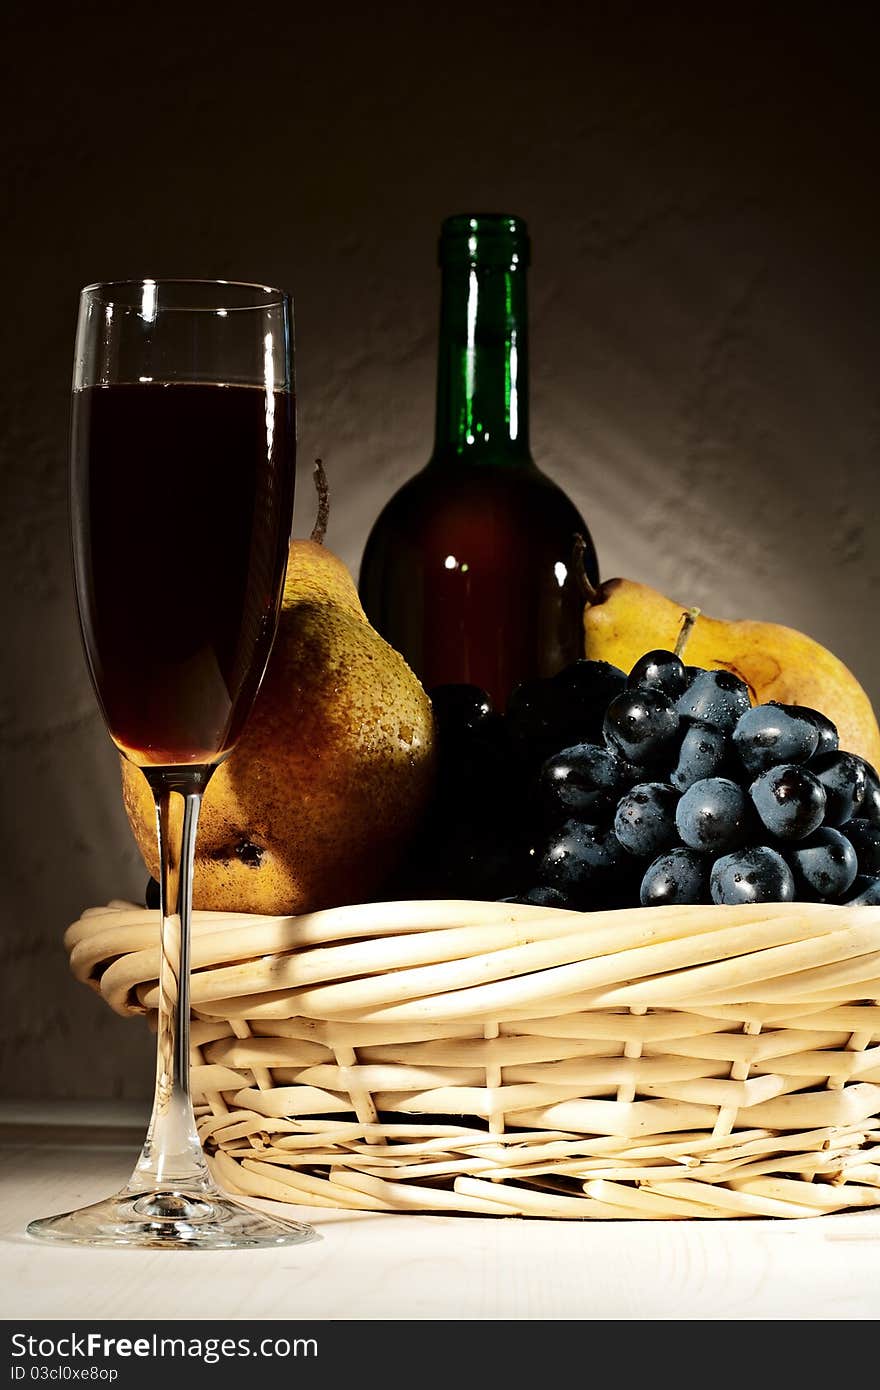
<box><xmin>310</xmin><ymin>459</ymin><xmax>330</xmax><ymax>545</ymax></box>
<box><xmin>572</xmin><ymin>533</ymin><xmax>599</xmax><ymax>603</ymax></box>
<box><xmin>675</xmin><ymin>607</ymin><xmax>701</xmax><ymax>658</ymax></box>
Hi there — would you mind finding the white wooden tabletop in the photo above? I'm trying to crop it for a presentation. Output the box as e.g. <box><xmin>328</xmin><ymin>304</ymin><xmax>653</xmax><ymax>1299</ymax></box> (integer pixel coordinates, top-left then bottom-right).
<box><xmin>2</xmin><ymin>1105</ymin><xmax>879</xmax><ymax>1321</ymax></box>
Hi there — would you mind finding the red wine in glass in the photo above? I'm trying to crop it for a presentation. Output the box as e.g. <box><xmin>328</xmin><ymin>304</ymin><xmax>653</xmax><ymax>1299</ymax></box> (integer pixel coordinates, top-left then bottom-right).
<box><xmin>72</xmin><ymin>381</ymin><xmax>295</xmax><ymax>766</ymax></box>
<box><xmin>28</xmin><ymin>280</ymin><xmax>314</xmax><ymax>1250</ymax></box>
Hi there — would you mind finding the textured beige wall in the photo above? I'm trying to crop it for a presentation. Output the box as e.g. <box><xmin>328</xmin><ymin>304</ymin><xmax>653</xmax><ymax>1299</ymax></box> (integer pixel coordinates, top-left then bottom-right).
<box><xmin>2</xmin><ymin>4</ymin><xmax>879</xmax><ymax>1098</ymax></box>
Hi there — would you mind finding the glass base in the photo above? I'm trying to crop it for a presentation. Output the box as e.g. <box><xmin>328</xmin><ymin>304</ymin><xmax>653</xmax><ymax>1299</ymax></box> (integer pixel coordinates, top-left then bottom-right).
<box><xmin>27</xmin><ymin>1184</ymin><xmax>318</xmax><ymax>1251</ymax></box>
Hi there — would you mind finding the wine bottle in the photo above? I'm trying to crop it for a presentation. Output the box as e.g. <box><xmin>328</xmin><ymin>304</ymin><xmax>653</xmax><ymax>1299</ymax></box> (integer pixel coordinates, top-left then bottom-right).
<box><xmin>359</xmin><ymin>213</ymin><xmax>598</xmax><ymax>709</ymax></box>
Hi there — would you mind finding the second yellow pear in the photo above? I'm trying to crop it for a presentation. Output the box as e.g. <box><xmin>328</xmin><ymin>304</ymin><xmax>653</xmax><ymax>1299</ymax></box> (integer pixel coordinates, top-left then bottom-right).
<box><xmin>584</xmin><ymin>577</ymin><xmax>880</xmax><ymax>768</ymax></box>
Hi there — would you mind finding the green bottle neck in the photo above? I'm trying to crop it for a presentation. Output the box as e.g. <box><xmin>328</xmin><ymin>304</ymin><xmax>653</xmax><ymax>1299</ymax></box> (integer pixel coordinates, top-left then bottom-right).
<box><xmin>432</xmin><ymin>260</ymin><xmax>531</xmax><ymax>465</ymax></box>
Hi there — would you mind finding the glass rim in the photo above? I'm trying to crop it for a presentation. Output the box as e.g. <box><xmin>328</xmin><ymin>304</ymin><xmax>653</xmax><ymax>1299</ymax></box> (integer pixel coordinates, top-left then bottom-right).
<box><xmin>79</xmin><ymin>278</ymin><xmax>291</xmax><ymax>313</ymax></box>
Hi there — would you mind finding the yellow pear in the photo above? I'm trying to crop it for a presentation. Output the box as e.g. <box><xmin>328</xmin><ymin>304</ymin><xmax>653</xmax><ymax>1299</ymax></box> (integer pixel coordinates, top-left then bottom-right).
<box><xmin>583</xmin><ymin>577</ymin><xmax>880</xmax><ymax>767</ymax></box>
<box><xmin>121</xmin><ymin>471</ymin><xmax>435</xmax><ymax>914</ymax></box>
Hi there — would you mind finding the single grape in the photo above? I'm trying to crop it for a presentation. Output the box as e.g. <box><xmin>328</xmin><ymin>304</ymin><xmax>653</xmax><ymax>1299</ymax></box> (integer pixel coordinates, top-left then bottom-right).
<box><xmin>537</xmin><ymin>819</ymin><xmax>626</xmax><ymax>897</ymax></box>
<box><xmin>627</xmin><ymin>649</ymin><xmax>688</xmax><ymax>699</ymax></box>
<box><xmin>809</xmin><ymin>751</ymin><xmax>866</xmax><ymax>827</ymax></box>
<box><xmin>145</xmin><ymin>877</ymin><xmax>160</xmax><ymax>909</ymax></box>
<box><xmin>430</xmin><ymin>683</ymin><xmax>494</xmax><ymax>734</ymax></box>
<box><xmin>732</xmin><ymin>703</ymin><xmax>819</xmax><ymax>775</ymax></box>
<box><xmin>675</xmin><ymin>669</ymin><xmax>751</xmax><ymax>733</ymax></box>
<box><xmin>842</xmin><ymin>817</ymin><xmax>880</xmax><ymax>876</ymax></box>
<box><xmin>670</xmin><ymin>720</ymin><xmax>728</xmax><ymax>792</ymax></box>
<box><xmin>555</xmin><ymin>659</ymin><xmax>627</xmax><ymax>713</ymax></box>
<box><xmin>785</xmin><ymin>827</ymin><xmax>858</xmax><ymax>900</ymax></box>
<box><xmin>614</xmin><ymin>782</ymin><xmax>679</xmax><ymax>858</ymax></box>
<box><xmin>640</xmin><ymin>847</ymin><xmax>710</xmax><ymax>906</ymax></box>
<box><xmin>614</xmin><ymin>783</ymin><xmax>675</xmax><ymax>856</ymax></box>
<box><xmin>537</xmin><ymin>744</ymin><xmax>623</xmax><ymax>821</ymax></box>
<box><xmin>843</xmin><ymin>874</ymin><xmax>880</xmax><ymax>905</ymax></box>
<box><xmin>549</xmin><ymin>660</ymin><xmax>628</xmax><ymax>752</ymax></box>
<box><xmin>675</xmin><ymin>777</ymin><xmax>750</xmax><ymax>853</ymax></box>
<box><xmin>775</xmin><ymin>703</ymin><xmax>839</xmax><ymax>756</ymax></box>
<box><xmin>603</xmin><ymin>689</ymin><xmax>679</xmax><ymax>765</ymax></box>
<box><xmin>710</xmin><ymin>847</ymin><xmax>796</xmax><ymax>905</ymax></box>
<box><xmin>750</xmin><ymin>764</ymin><xmax>826</xmax><ymax>840</ymax></box>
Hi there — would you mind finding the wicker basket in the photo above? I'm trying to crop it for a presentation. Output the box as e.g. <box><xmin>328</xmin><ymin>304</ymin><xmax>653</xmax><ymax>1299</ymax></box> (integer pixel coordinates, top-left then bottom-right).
<box><xmin>67</xmin><ymin>898</ymin><xmax>880</xmax><ymax>1219</ymax></box>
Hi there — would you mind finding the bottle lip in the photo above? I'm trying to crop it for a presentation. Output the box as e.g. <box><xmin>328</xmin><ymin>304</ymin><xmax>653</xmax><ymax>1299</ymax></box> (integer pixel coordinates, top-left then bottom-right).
<box><xmin>439</xmin><ymin>213</ymin><xmax>530</xmax><ymax>268</ymax></box>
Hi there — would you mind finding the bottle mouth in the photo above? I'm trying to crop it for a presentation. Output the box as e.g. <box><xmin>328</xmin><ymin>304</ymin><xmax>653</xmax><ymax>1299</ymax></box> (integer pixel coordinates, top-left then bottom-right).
<box><xmin>439</xmin><ymin>214</ymin><xmax>530</xmax><ymax>268</ymax></box>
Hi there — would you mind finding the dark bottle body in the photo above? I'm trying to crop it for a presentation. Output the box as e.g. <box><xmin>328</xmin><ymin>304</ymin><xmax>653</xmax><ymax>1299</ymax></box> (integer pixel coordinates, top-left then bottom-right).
<box><xmin>359</xmin><ymin>214</ymin><xmax>597</xmax><ymax>709</ymax></box>
<box><xmin>360</xmin><ymin>458</ymin><xmax>589</xmax><ymax>706</ymax></box>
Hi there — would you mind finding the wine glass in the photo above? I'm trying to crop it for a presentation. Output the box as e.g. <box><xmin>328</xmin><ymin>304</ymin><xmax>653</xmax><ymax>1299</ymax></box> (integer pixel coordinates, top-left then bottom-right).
<box><xmin>28</xmin><ymin>280</ymin><xmax>315</xmax><ymax>1249</ymax></box>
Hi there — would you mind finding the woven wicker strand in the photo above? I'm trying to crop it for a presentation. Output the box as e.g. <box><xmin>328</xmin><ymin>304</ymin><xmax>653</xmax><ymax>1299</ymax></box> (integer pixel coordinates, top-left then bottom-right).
<box><xmin>67</xmin><ymin>899</ymin><xmax>880</xmax><ymax>1219</ymax></box>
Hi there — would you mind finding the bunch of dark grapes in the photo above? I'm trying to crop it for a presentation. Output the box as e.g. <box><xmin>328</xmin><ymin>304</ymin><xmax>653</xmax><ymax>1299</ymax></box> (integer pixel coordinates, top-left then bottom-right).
<box><xmin>414</xmin><ymin>654</ymin><xmax>880</xmax><ymax>911</ymax></box>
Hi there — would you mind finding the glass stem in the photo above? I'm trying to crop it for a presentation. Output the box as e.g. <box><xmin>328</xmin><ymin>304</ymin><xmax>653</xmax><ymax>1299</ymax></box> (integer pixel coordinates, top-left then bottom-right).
<box><xmin>130</xmin><ymin>765</ymin><xmax>214</xmax><ymax>1195</ymax></box>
